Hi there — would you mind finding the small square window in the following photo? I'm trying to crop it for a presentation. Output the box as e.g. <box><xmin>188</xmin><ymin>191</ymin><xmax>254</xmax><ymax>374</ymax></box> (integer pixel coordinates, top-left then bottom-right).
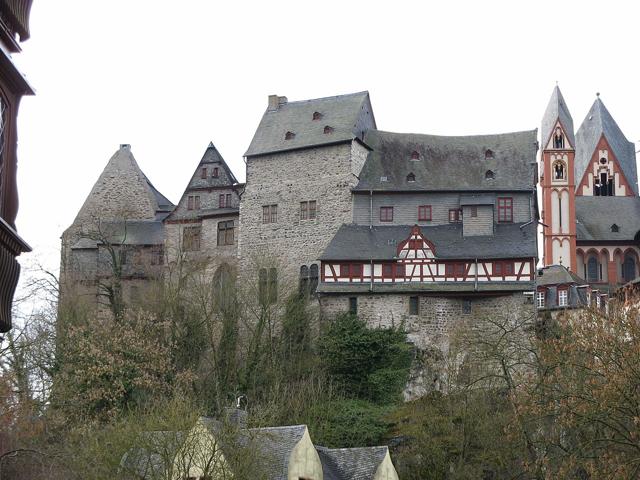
<box><xmin>380</xmin><ymin>206</ymin><xmax>393</xmax><ymax>222</ymax></box>
<box><xmin>262</xmin><ymin>204</ymin><xmax>278</xmax><ymax>223</ymax></box>
<box><xmin>382</xmin><ymin>264</ymin><xmax>393</xmax><ymax>277</ymax></box>
<box><xmin>418</xmin><ymin>205</ymin><xmax>432</xmax><ymax>222</ymax></box>
<box><xmin>448</xmin><ymin>209</ymin><xmax>462</xmax><ymax>223</ymax></box>
<box><xmin>409</xmin><ymin>296</ymin><xmax>419</xmax><ymax>315</ymax></box>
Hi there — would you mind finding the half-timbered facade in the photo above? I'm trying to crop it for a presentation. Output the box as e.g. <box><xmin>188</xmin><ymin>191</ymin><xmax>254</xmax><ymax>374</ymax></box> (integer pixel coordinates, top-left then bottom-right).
<box><xmin>540</xmin><ymin>87</ymin><xmax>640</xmax><ymax>291</ymax></box>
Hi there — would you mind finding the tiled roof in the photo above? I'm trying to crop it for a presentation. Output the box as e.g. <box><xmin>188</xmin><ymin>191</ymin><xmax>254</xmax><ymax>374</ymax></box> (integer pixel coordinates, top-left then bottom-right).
<box><xmin>354</xmin><ymin>129</ymin><xmax>538</xmax><ymax>192</ymax></box>
<box><xmin>245</xmin><ymin>92</ymin><xmax>375</xmax><ymax>157</ymax></box>
<box><xmin>537</xmin><ymin>264</ymin><xmax>586</xmax><ymax>287</ymax></box>
<box><xmin>320</xmin><ymin>223</ymin><xmax>537</xmax><ymax>261</ymax></box>
<box><xmin>246</xmin><ymin>425</ymin><xmax>307</xmax><ymax>480</ymax></box>
<box><xmin>541</xmin><ymin>85</ymin><xmax>575</xmax><ymax>148</ymax></box>
<box><xmin>575</xmin><ymin>196</ymin><xmax>640</xmax><ymax>242</ymax></box>
<box><xmin>316</xmin><ymin>446</ymin><xmax>388</xmax><ymax>480</ymax></box>
<box><xmin>575</xmin><ymin>97</ymin><xmax>638</xmax><ymax>195</ymax></box>
<box><xmin>120</xmin><ymin>431</ymin><xmax>184</xmax><ymax>479</ymax></box>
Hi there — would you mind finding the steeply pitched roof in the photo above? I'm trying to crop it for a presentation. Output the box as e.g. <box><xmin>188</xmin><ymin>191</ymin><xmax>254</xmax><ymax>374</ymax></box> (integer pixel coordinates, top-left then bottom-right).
<box><xmin>316</xmin><ymin>446</ymin><xmax>389</xmax><ymax>480</ymax></box>
<box><xmin>70</xmin><ymin>220</ymin><xmax>164</xmax><ymax>249</ymax></box>
<box><xmin>537</xmin><ymin>264</ymin><xmax>586</xmax><ymax>287</ymax></box>
<box><xmin>120</xmin><ymin>431</ymin><xmax>185</xmax><ymax>479</ymax></box>
<box><xmin>246</xmin><ymin>425</ymin><xmax>307</xmax><ymax>480</ymax></box>
<box><xmin>541</xmin><ymin>86</ymin><xmax>575</xmax><ymax>148</ymax></box>
<box><xmin>575</xmin><ymin>97</ymin><xmax>638</xmax><ymax>195</ymax></box>
<box><xmin>320</xmin><ymin>223</ymin><xmax>537</xmax><ymax>261</ymax></box>
<box><xmin>245</xmin><ymin>92</ymin><xmax>376</xmax><ymax>157</ymax></box>
<box><xmin>575</xmin><ymin>196</ymin><xmax>640</xmax><ymax>242</ymax></box>
<box><xmin>354</xmin><ymin>129</ymin><xmax>538</xmax><ymax>192</ymax></box>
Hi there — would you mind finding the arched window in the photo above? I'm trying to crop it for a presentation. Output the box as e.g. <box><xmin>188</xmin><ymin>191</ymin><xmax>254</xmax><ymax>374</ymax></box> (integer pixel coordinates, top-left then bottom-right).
<box><xmin>312</xmin><ymin>111</ymin><xmax>322</xmax><ymax>120</ymax></box>
<box><xmin>323</xmin><ymin>125</ymin><xmax>334</xmax><ymax>134</ymax></box>
<box><xmin>299</xmin><ymin>265</ymin><xmax>309</xmax><ymax>296</ymax></box>
<box><xmin>587</xmin><ymin>257</ymin><xmax>599</xmax><ymax>282</ymax></box>
<box><xmin>553</xmin><ymin>161</ymin><xmax>565</xmax><ymax>180</ymax></box>
<box><xmin>407</xmin><ymin>172</ymin><xmax>416</xmax><ymax>182</ymax></box>
<box><xmin>623</xmin><ymin>254</ymin><xmax>636</xmax><ymax>282</ymax></box>
<box><xmin>310</xmin><ymin>264</ymin><xmax>319</xmax><ymax>294</ymax></box>
<box><xmin>485</xmin><ymin>149</ymin><xmax>494</xmax><ymax>159</ymax></box>
<box><xmin>553</xmin><ymin>128</ymin><xmax>564</xmax><ymax>149</ymax></box>
<box><xmin>611</xmin><ymin>224</ymin><xmax>619</xmax><ymax>233</ymax></box>
<box><xmin>485</xmin><ymin>170</ymin><xmax>495</xmax><ymax>179</ymax></box>
<box><xmin>285</xmin><ymin>131</ymin><xmax>295</xmax><ymax>140</ymax></box>
<box><xmin>410</xmin><ymin>150</ymin><xmax>420</xmax><ymax>160</ymax></box>
<box><xmin>594</xmin><ymin>171</ymin><xmax>614</xmax><ymax>196</ymax></box>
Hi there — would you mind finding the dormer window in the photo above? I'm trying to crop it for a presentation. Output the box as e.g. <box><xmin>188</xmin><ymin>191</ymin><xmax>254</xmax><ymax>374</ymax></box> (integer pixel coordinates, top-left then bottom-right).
<box><xmin>285</xmin><ymin>131</ymin><xmax>295</xmax><ymax>140</ymax></box>
<box><xmin>611</xmin><ymin>224</ymin><xmax>619</xmax><ymax>233</ymax></box>
<box><xmin>485</xmin><ymin>149</ymin><xmax>494</xmax><ymax>159</ymax></box>
<box><xmin>407</xmin><ymin>173</ymin><xmax>416</xmax><ymax>182</ymax></box>
<box><xmin>485</xmin><ymin>170</ymin><xmax>495</xmax><ymax>179</ymax></box>
<box><xmin>323</xmin><ymin>125</ymin><xmax>334</xmax><ymax>134</ymax></box>
<box><xmin>312</xmin><ymin>111</ymin><xmax>322</xmax><ymax>121</ymax></box>
<box><xmin>553</xmin><ymin>127</ymin><xmax>564</xmax><ymax>149</ymax></box>
<box><xmin>410</xmin><ymin>151</ymin><xmax>420</xmax><ymax>160</ymax></box>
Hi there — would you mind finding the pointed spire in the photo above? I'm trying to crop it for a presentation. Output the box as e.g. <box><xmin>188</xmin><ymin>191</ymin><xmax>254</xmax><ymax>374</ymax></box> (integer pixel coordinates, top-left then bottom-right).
<box><xmin>208</xmin><ymin>141</ymin><xmax>214</xmax><ymax>148</ymax></box>
<box><xmin>541</xmin><ymin>85</ymin><xmax>575</xmax><ymax>149</ymax></box>
<box><xmin>575</xmin><ymin>95</ymin><xmax>638</xmax><ymax>195</ymax></box>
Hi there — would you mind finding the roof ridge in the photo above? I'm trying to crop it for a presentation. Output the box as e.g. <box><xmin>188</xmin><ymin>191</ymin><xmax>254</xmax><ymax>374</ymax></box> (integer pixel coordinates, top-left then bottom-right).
<box><xmin>370</xmin><ymin>128</ymin><xmax>538</xmax><ymax>139</ymax></box>
<box><xmin>283</xmin><ymin>90</ymin><xmax>369</xmax><ymax>106</ymax></box>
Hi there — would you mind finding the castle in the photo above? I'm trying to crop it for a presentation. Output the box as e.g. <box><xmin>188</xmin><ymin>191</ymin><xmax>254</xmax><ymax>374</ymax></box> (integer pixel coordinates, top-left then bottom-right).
<box><xmin>60</xmin><ymin>87</ymin><xmax>639</xmax><ymax>393</ymax></box>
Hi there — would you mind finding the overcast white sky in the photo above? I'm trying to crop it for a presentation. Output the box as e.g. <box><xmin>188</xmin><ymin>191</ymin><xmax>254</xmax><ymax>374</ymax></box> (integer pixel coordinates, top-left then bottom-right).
<box><xmin>12</xmin><ymin>0</ymin><xmax>640</xmax><ymax>277</ymax></box>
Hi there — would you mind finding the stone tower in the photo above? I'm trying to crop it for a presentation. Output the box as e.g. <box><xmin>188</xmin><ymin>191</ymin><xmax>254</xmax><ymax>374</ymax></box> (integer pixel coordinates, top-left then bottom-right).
<box><xmin>540</xmin><ymin>86</ymin><xmax>577</xmax><ymax>272</ymax></box>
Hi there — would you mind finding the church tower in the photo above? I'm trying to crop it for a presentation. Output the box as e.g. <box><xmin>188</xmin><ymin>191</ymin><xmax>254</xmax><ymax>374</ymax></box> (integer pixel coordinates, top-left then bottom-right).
<box><xmin>540</xmin><ymin>86</ymin><xmax>577</xmax><ymax>272</ymax></box>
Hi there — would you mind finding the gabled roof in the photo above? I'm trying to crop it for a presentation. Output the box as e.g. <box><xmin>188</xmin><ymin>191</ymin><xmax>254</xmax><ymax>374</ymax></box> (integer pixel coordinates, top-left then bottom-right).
<box><xmin>316</xmin><ymin>446</ymin><xmax>389</xmax><ymax>480</ymax></box>
<box><xmin>120</xmin><ymin>431</ymin><xmax>185</xmax><ymax>479</ymax></box>
<box><xmin>247</xmin><ymin>425</ymin><xmax>307</xmax><ymax>480</ymax></box>
<box><xmin>354</xmin><ymin>129</ymin><xmax>538</xmax><ymax>192</ymax></box>
<box><xmin>541</xmin><ymin>85</ymin><xmax>575</xmax><ymax>148</ymax></box>
<box><xmin>320</xmin><ymin>223</ymin><xmax>536</xmax><ymax>261</ymax></box>
<box><xmin>575</xmin><ymin>196</ymin><xmax>640</xmax><ymax>242</ymax></box>
<box><xmin>245</xmin><ymin>91</ymin><xmax>376</xmax><ymax>157</ymax></box>
<box><xmin>199</xmin><ymin>142</ymin><xmax>239</xmax><ymax>184</ymax></box>
<box><xmin>575</xmin><ymin>97</ymin><xmax>638</xmax><ymax>195</ymax></box>
<box><xmin>537</xmin><ymin>264</ymin><xmax>586</xmax><ymax>287</ymax></box>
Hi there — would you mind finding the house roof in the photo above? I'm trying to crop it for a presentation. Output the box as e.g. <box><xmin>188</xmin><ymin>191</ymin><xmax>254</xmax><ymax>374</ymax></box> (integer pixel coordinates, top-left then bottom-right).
<box><xmin>320</xmin><ymin>223</ymin><xmax>537</xmax><ymax>261</ymax></box>
<box><xmin>120</xmin><ymin>431</ymin><xmax>185</xmax><ymax>479</ymax></box>
<box><xmin>316</xmin><ymin>446</ymin><xmax>389</xmax><ymax>480</ymax></box>
<box><xmin>354</xmin><ymin>129</ymin><xmax>538</xmax><ymax>192</ymax></box>
<box><xmin>541</xmin><ymin>85</ymin><xmax>575</xmax><ymax>148</ymax></box>
<box><xmin>70</xmin><ymin>220</ymin><xmax>164</xmax><ymax>249</ymax></box>
<box><xmin>245</xmin><ymin>91</ymin><xmax>375</xmax><ymax>157</ymax></box>
<box><xmin>459</xmin><ymin>194</ymin><xmax>496</xmax><ymax>205</ymax></box>
<box><xmin>317</xmin><ymin>281</ymin><xmax>535</xmax><ymax>294</ymax></box>
<box><xmin>575</xmin><ymin>196</ymin><xmax>640</xmax><ymax>242</ymax></box>
<box><xmin>246</xmin><ymin>425</ymin><xmax>307</xmax><ymax>480</ymax></box>
<box><xmin>575</xmin><ymin>97</ymin><xmax>638</xmax><ymax>195</ymax></box>
<box><xmin>537</xmin><ymin>264</ymin><xmax>586</xmax><ymax>287</ymax></box>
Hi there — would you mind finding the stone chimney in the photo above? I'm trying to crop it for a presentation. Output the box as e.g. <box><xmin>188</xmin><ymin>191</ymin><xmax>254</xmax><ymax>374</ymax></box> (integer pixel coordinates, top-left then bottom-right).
<box><xmin>267</xmin><ymin>94</ymin><xmax>288</xmax><ymax>111</ymax></box>
<box><xmin>223</xmin><ymin>407</ymin><xmax>247</xmax><ymax>429</ymax></box>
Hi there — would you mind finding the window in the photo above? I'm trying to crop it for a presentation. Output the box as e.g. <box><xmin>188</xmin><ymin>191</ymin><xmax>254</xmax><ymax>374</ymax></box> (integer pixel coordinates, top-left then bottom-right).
<box><xmin>300</xmin><ymin>200</ymin><xmax>317</xmax><ymax>220</ymax></box>
<box><xmin>410</xmin><ymin>150</ymin><xmax>420</xmax><ymax>160</ymax></box>
<box><xmin>418</xmin><ymin>205</ymin><xmax>432</xmax><ymax>221</ymax></box>
<box><xmin>299</xmin><ymin>265</ymin><xmax>309</xmax><ymax>296</ymax></box>
<box><xmin>217</xmin><ymin>220</ymin><xmax>234</xmax><ymax>246</ymax></box>
<box><xmin>558</xmin><ymin>289</ymin><xmax>568</xmax><ymax>307</ymax></box>
<box><xmin>119</xmin><ymin>248</ymin><xmax>128</xmax><ymax>265</ymax></box>
<box><xmin>494</xmin><ymin>261</ymin><xmax>514</xmax><ymax>277</ymax></box>
<box><xmin>409</xmin><ymin>296</ymin><xmax>419</xmax><ymax>315</ymax></box>
<box><xmin>382</xmin><ymin>263</ymin><xmax>393</xmax><ymax>278</ymax></box>
<box><xmin>407</xmin><ymin>173</ymin><xmax>416</xmax><ymax>182</ymax></box>
<box><xmin>150</xmin><ymin>246</ymin><xmax>164</xmax><ymax>265</ymax></box>
<box><xmin>312</xmin><ymin>111</ymin><xmax>322</xmax><ymax>120</ymax></box>
<box><xmin>611</xmin><ymin>224</ymin><xmax>619</xmax><ymax>233</ymax></box>
<box><xmin>553</xmin><ymin>161</ymin><xmax>565</xmax><ymax>180</ymax></box>
<box><xmin>449</xmin><ymin>209</ymin><xmax>462</xmax><ymax>223</ymax></box>
<box><xmin>380</xmin><ymin>206</ymin><xmax>393</xmax><ymax>222</ymax></box>
<box><xmin>187</xmin><ymin>195</ymin><xmax>200</xmax><ymax>210</ymax></box>
<box><xmin>396</xmin><ymin>263</ymin><xmax>406</xmax><ymax>278</ymax></box>
<box><xmin>349</xmin><ymin>297</ymin><xmax>358</xmax><ymax>314</ymax></box>
<box><xmin>470</xmin><ymin>206</ymin><xmax>477</xmax><ymax>218</ymax></box>
<box><xmin>553</xmin><ymin>128</ymin><xmax>564</xmax><ymax>149</ymax></box>
<box><xmin>497</xmin><ymin>197</ymin><xmax>513</xmax><ymax>223</ymax></box>
<box><xmin>219</xmin><ymin>193</ymin><xmax>232</xmax><ymax>208</ymax></box>
<box><xmin>262</xmin><ymin>204</ymin><xmax>278</xmax><ymax>223</ymax></box>
<box><xmin>536</xmin><ymin>290</ymin><xmax>545</xmax><ymax>308</ymax></box>
<box><xmin>259</xmin><ymin>268</ymin><xmax>278</xmax><ymax>305</ymax></box>
<box><xmin>408</xmin><ymin>239</ymin><xmax>423</xmax><ymax>249</ymax></box>
<box><xmin>445</xmin><ymin>263</ymin><xmax>466</xmax><ymax>277</ymax></box>
<box><xmin>324</xmin><ymin>125</ymin><xmax>334</xmax><ymax>134</ymax></box>
<box><xmin>462</xmin><ymin>300</ymin><xmax>472</xmax><ymax>314</ymax></box>
<box><xmin>212</xmin><ymin>167</ymin><xmax>219</xmax><ymax>178</ymax></box>
<box><xmin>623</xmin><ymin>254</ymin><xmax>636</xmax><ymax>282</ymax></box>
<box><xmin>587</xmin><ymin>257</ymin><xmax>599</xmax><ymax>282</ymax></box>
<box><xmin>485</xmin><ymin>149</ymin><xmax>494</xmax><ymax>159</ymax></box>
<box><xmin>309</xmin><ymin>264</ymin><xmax>319</xmax><ymax>293</ymax></box>
<box><xmin>485</xmin><ymin>170</ymin><xmax>495</xmax><ymax>179</ymax></box>
<box><xmin>340</xmin><ymin>264</ymin><xmax>362</xmax><ymax>279</ymax></box>
<box><xmin>200</xmin><ymin>167</ymin><xmax>207</xmax><ymax>179</ymax></box>
<box><xmin>183</xmin><ymin>226</ymin><xmax>201</xmax><ymax>251</ymax></box>
<box><xmin>594</xmin><ymin>171</ymin><xmax>614</xmax><ymax>196</ymax></box>
<box><xmin>285</xmin><ymin>131</ymin><xmax>295</xmax><ymax>140</ymax></box>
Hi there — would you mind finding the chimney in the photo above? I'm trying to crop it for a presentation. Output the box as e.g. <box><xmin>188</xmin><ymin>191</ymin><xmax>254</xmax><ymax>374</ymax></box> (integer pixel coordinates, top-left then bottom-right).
<box><xmin>223</xmin><ymin>407</ymin><xmax>247</xmax><ymax>429</ymax></box>
<box><xmin>120</xmin><ymin>144</ymin><xmax>131</xmax><ymax>150</ymax></box>
<box><xmin>267</xmin><ymin>94</ymin><xmax>288</xmax><ymax>111</ymax></box>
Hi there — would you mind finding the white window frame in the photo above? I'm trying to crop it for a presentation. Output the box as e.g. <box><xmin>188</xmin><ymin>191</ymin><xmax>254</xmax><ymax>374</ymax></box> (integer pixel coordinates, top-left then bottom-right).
<box><xmin>536</xmin><ymin>291</ymin><xmax>545</xmax><ymax>308</ymax></box>
<box><xmin>558</xmin><ymin>289</ymin><xmax>568</xmax><ymax>307</ymax></box>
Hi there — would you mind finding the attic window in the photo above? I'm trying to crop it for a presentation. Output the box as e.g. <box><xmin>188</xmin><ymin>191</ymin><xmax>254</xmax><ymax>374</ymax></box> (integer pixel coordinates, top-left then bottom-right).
<box><xmin>312</xmin><ymin>111</ymin><xmax>322</xmax><ymax>121</ymax></box>
<box><xmin>285</xmin><ymin>131</ymin><xmax>295</xmax><ymax>140</ymax></box>
<box><xmin>410</xmin><ymin>151</ymin><xmax>420</xmax><ymax>160</ymax></box>
<box><xmin>611</xmin><ymin>224</ymin><xmax>619</xmax><ymax>233</ymax></box>
<box><xmin>485</xmin><ymin>149</ymin><xmax>494</xmax><ymax>159</ymax></box>
<box><xmin>324</xmin><ymin>125</ymin><xmax>334</xmax><ymax>134</ymax></box>
<box><xmin>407</xmin><ymin>173</ymin><xmax>416</xmax><ymax>182</ymax></box>
<box><xmin>485</xmin><ymin>170</ymin><xmax>495</xmax><ymax>179</ymax></box>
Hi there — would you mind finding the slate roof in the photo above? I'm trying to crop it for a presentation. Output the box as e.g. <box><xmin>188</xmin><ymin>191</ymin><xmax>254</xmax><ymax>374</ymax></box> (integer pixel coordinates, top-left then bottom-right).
<box><xmin>541</xmin><ymin>86</ymin><xmax>575</xmax><ymax>148</ymax></box>
<box><xmin>354</xmin><ymin>129</ymin><xmax>538</xmax><ymax>192</ymax></box>
<box><xmin>575</xmin><ymin>97</ymin><xmax>638</xmax><ymax>195</ymax></box>
<box><xmin>246</xmin><ymin>425</ymin><xmax>307</xmax><ymax>480</ymax></box>
<box><xmin>317</xmin><ymin>282</ymin><xmax>535</xmax><ymax>294</ymax></box>
<box><xmin>575</xmin><ymin>196</ymin><xmax>640</xmax><ymax>242</ymax></box>
<box><xmin>316</xmin><ymin>446</ymin><xmax>388</xmax><ymax>480</ymax></box>
<box><xmin>245</xmin><ymin>92</ymin><xmax>375</xmax><ymax>157</ymax></box>
<box><xmin>120</xmin><ymin>431</ymin><xmax>185</xmax><ymax>479</ymax></box>
<box><xmin>70</xmin><ymin>220</ymin><xmax>164</xmax><ymax>249</ymax></box>
<box><xmin>459</xmin><ymin>194</ymin><xmax>495</xmax><ymax>205</ymax></box>
<box><xmin>537</xmin><ymin>264</ymin><xmax>586</xmax><ymax>287</ymax></box>
<box><xmin>320</xmin><ymin>223</ymin><xmax>537</xmax><ymax>261</ymax></box>
<box><xmin>200</xmin><ymin>142</ymin><xmax>239</xmax><ymax>184</ymax></box>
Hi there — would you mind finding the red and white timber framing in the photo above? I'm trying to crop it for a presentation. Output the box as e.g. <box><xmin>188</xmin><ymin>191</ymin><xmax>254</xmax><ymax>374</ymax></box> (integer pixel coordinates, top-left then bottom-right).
<box><xmin>321</xmin><ymin>226</ymin><xmax>535</xmax><ymax>284</ymax></box>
